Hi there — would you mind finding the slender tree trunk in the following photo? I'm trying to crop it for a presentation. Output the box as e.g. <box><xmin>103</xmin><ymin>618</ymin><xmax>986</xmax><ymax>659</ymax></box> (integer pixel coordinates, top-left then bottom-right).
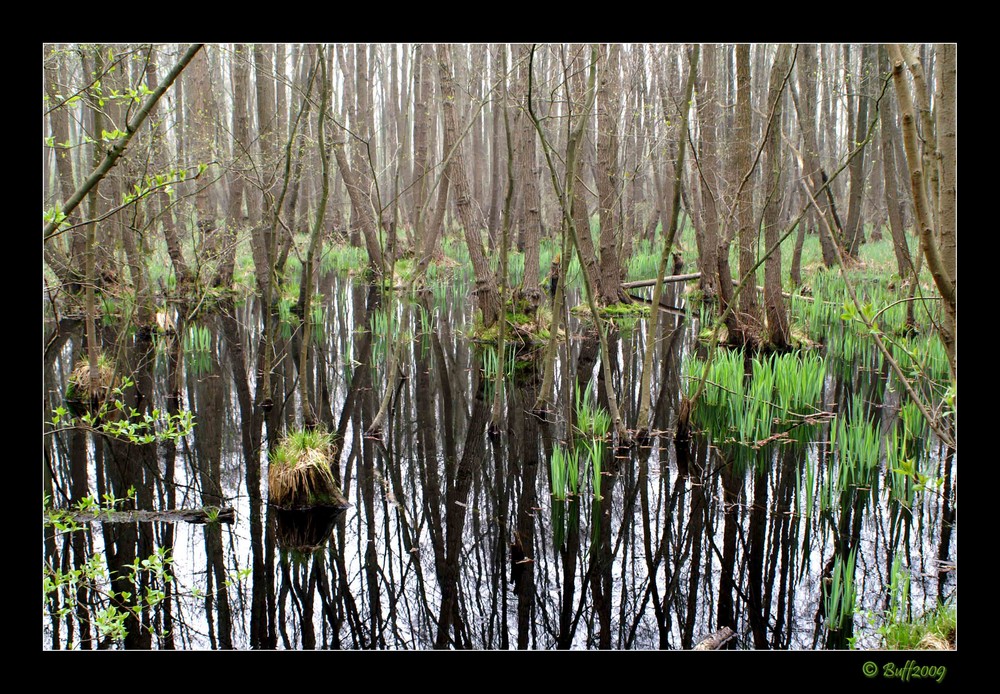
<box><xmin>934</xmin><ymin>44</ymin><xmax>957</xmax><ymax>296</ymax></box>
<box><xmin>436</xmin><ymin>44</ymin><xmax>502</xmax><ymax>327</ymax></box>
<box><xmin>596</xmin><ymin>43</ymin><xmax>624</xmax><ymax>305</ymax></box>
<box><xmin>694</xmin><ymin>43</ymin><xmax>722</xmax><ymax>304</ymax></box>
<box><xmin>411</xmin><ymin>45</ymin><xmax>432</xmax><ymax>247</ymax></box>
<box><xmin>297</xmin><ymin>46</ymin><xmax>331</xmax><ymax>430</ymax></box>
<box><xmin>889</xmin><ymin>44</ymin><xmax>957</xmax><ymax>382</ymax></box>
<box><xmin>877</xmin><ymin>44</ymin><xmax>913</xmax><ymax>283</ymax></box>
<box><xmin>635</xmin><ymin>44</ymin><xmax>697</xmax><ymax>434</ymax></box>
<box><xmin>221</xmin><ymin>44</ymin><xmax>253</xmax><ymax>289</ymax></box>
<box><xmin>733</xmin><ymin>44</ymin><xmax>762</xmax><ymax>345</ymax></box>
<box><xmin>517</xmin><ymin>45</ymin><xmax>543</xmax><ymax>299</ymax></box>
<box><xmin>83</xmin><ymin>45</ymin><xmax>105</xmax><ymax>395</ymax></box>
<box><xmin>763</xmin><ymin>45</ymin><xmax>793</xmax><ymax>349</ymax></box>
<box><xmin>845</xmin><ymin>43</ymin><xmax>875</xmax><ymax>258</ymax></box>
<box><xmin>794</xmin><ymin>44</ymin><xmax>839</xmax><ymax>268</ymax></box>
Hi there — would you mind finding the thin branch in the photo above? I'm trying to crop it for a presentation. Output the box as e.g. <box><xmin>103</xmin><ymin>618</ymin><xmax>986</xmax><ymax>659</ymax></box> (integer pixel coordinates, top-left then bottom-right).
<box><xmin>43</xmin><ymin>44</ymin><xmax>204</xmax><ymax>241</ymax></box>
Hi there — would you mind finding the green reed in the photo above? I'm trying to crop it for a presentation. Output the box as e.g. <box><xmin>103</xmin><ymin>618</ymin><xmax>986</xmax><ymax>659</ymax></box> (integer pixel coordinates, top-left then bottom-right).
<box><xmin>575</xmin><ymin>380</ymin><xmax>611</xmax><ymax>441</ymax></box>
<box><xmin>832</xmin><ymin>394</ymin><xmax>881</xmax><ymax>492</ymax></box>
<box><xmin>823</xmin><ymin>548</ymin><xmax>858</xmax><ymax>637</ymax></box>
<box><xmin>550</xmin><ymin>444</ymin><xmax>580</xmax><ymax>502</ymax></box>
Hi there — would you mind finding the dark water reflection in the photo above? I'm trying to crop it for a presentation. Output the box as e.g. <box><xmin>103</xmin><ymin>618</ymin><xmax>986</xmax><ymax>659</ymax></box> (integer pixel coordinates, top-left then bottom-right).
<box><xmin>42</xmin><ymin>276</ymin><xmax>956</xmax><ymax>650</ymax></box>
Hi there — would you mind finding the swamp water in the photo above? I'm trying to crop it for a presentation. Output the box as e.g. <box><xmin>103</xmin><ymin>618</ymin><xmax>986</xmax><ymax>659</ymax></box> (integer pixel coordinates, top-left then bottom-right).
<box><xmin>42</xmin><ymin>275</ymin><xmax>956</xmax><ymax>650</ymax></box>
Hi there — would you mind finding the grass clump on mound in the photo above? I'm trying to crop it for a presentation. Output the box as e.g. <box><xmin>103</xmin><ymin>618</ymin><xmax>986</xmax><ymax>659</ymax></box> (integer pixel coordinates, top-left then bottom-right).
<box><xmin>268</xmin><ymin>428</ymin><xmax>348</xmax><ymax>510</ymax></box>
<box><xmin>65</xmin><ymin>355</ymin><xmax>117</xmax><ymax>416</ymax></box>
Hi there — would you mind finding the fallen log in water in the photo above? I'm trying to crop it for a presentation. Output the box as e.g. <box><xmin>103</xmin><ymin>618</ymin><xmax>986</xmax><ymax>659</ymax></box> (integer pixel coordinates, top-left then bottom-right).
<box><xmin>621</xmin><ymin>272</ymin><xmax>702</xmax><ymax>289</ymax></box>
<box><xmin>693</xmin><ymin>626</ymin><xmax>735</xmax><ymax>650</ymax></box>
<box><xmin>45</xmin><ymin>506</ymin><xmax>236</xmax><ymax>525</ymax></box>
<box><xmin>624</xmin><ymin>274</ymin><xmax>807</xmax><ymax>302</ymax></box>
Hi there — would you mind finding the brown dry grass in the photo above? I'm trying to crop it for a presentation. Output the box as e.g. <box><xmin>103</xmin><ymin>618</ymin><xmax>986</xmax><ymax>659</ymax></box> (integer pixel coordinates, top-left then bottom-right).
<box><xmin>66</xmin><ymin>357</ymin><xmax>117</xmax><ymax>413</ymax></box>
<box><xmin>916</xmin><ymin>632</ymin><xmax>954</xmax><ymax>650</ymax></box>
<box><xmin>69</xmin><ymin>358</ymin><xmax>115</xmax><ymax>393</ymax></box>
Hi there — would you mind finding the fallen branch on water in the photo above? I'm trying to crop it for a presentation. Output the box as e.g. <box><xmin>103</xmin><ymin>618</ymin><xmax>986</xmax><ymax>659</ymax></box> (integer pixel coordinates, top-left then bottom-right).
<box><xmin>45</xmin><ymin>506</ymin><xmax>235</xmax><ymax>525</ymax></box>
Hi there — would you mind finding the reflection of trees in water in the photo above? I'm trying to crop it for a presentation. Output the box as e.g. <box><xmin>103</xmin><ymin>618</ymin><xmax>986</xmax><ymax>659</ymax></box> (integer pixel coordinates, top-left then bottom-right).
<box><xmin>42</xmin><ymin>284</ymin><xmax>956</xmax><ymax>650</ymax></box>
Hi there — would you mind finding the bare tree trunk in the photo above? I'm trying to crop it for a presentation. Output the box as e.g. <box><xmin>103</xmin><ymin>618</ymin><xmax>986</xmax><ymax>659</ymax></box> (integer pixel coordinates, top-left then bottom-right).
<box><xmin>411</xmin><ymin>45</ymin><xmax>432</xmax><ymax>248</ymax></box>
<box><xmin>337</xmin><ymin>45</ymin><xmax>361</xmax><ymax>248</ymax></box>
<box><xmin>763</xmin><ymin>45</ymin><xmax>793</xmax><ymax>349</ymax></box>
<box><xmin>877</xmin><ymin>44</ymin><xmax>913</xmax><ymax>283</ymax></box>
<box><xmin>529</xmin><ymin>44</ymin><xmax>630</xmax><ymax>443</ymax></box>
<box><xmin>221</xmin><ymin>44</ymin><xmax>252</xmax><ymax>289</ymax></box>
<box><xmin>934</xmin><ymin>44</ymin><xmax>957</xmax><ymax>293</ymax></box>
<box><xmin>83</xmin><ymin>45</ymin><xmax>106</xmax><ymax>395</ymax></box>
<box><xmin>733</xmin><ymin>44</ymin><xmax>762</xmax><ymax>345</ymax></box>
<box><xmin>891</xmin><ymin>43</ymin><xmax>955</xmax><ymax>383</ymax></box>
<box><xmin>44</xmin><ymin>45</ymin><xmax>84</xmax><ymax>290</ymax></box>
<box><xmin>596</xmin><ymin>43</ymin><xmax>625</xmax><ymax>305</ymax></box>
<box><xmin>844</xmin><ymin>43</ymin><xmax>875</xmax><ymax>258</ymax></box>
<box><xmin>190</xmin><ymin>46</ymin><xmax>219</xmax><ymax>271</ymax></box>
<box><xmin>694</xmin><ymin>43</ymin><xmax>722</xmax><ymax>304</ymax></box>
<box><xmin>635</xmin><ymin>44</ymin><xmax>697</xmax><ymax>434</ymax></box>
<box><xmin>516</xmin><ymin>45</ymin><xmax>543</xmax><ymax>299</ymax></box>
<box><xmin>436</xmin><ymin>44</ymin><xmax>502</xmax><ymax>328</ymax></box>
<box><xmin>332</xmin><ymin>45</ymin><xmax>386</xmax><ymax>275</ymax></box>
<box><xmin>487</xmin><ymin>48</ymin><xmax>506</xmax><ymax>241</ymax></box>
<box><xmin>794</xmin><ymin>44</ymin><xmax>839</xmax><ymax>268</ymax></box>
<box><xmin>332</xmin><ymin>142</ymin><xmax>386</xmax><ymax>274</ymax></box>
<box><xmin>899</xmin><ymin>44</ymin><xmax>940</xmax><ymax>237</ymax></box>
<box><xmin>297</xmin><ymin>46</ymin><xmax>331</xmax><ymax>430</ymax></box>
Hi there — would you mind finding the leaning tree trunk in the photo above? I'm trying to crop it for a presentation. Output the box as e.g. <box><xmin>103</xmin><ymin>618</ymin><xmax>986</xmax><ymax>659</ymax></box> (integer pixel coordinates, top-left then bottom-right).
<box><xmin>794</xmin><ymin>44</ymin><xmax>839</xmax><ymax>269</ymax></box>
<box><xmin>889</xmin><ymin>44</ymin><xmax>958</xmax><ymax>382</ymax></box>
<box><xmin>436</xmin><ymin>44</ymin><xmax>502</xmax><ymax>328</ymax></box>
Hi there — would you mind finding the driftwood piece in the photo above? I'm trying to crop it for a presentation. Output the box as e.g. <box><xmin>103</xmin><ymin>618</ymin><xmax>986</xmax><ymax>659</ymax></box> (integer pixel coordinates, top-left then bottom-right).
<box><xmin>45</xmin><ymin>507</ymin><xmax>236</xmax><ymax>525</ymax></box>
<box><xmin>693</xmin><ymin>626</ymin><xmax>735</xmax><ymax>650</ymax></box>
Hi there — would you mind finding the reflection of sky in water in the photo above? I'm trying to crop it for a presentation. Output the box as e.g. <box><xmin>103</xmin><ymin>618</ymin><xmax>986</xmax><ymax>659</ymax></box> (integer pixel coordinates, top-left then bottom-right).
<box><xmin>43</xmin><ymin>275</ymin><xmax>956</xmax><ymax>650</ymax></box>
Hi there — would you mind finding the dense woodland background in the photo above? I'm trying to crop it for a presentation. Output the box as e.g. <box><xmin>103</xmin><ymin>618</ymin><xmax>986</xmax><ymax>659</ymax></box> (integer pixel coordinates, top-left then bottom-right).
<box><xmin>41</xmin><ymin>43</ymin><xmax>957</xmax><ymax>651</ymax></box>
<box><xmin>41</xmin><ymin>43</ymin><xmax>956</xmax><ymax>370</ymax></box>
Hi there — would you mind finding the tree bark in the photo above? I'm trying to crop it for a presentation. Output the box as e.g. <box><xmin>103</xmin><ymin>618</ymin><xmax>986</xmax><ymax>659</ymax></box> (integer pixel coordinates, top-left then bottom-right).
<box><xmin>694</xmin><ymin>43</ymin><xmax>722</xmax><ymax>303</ymax></box>
<box><xmin>733</xmin><ymin>44</ymin><xmax>762</xmax><ymax>345</ymax></box>
<box><xmin>793</xmin><ymin>44</ymin><xmax>839</xmax><ymax>269</ymax></box>
<box><xmin>596</xmin><ymin>43</ymin><xmax>624</xmax><ymax>305</ymax></box>
<box><xmin>877</xmin><ymin>44</ymin><xmax>913</xmax><ymax>283</ymax></box>
<box><xmin>635</xmin><ymin>44</ymin><xmax>698</xmax><ymax>433</ymax></box>
<box><xmin>516</xmin><ymin>44</ymin><xmax>543</xmax><ymax>298</ymax></box>
<box><xmin>763</xmin><ymin>45</ymin><xmax>793</xmax><ymax>349</ymax></box>
<box><xmin>844</xmin><ymin>43</ymin><xmax>875</xmax><ymax>258</ymax></box>
<box><xmin>436</xmin><ymin>44</ymin><xmax>502</xmax><ymax>328</ymax></box>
